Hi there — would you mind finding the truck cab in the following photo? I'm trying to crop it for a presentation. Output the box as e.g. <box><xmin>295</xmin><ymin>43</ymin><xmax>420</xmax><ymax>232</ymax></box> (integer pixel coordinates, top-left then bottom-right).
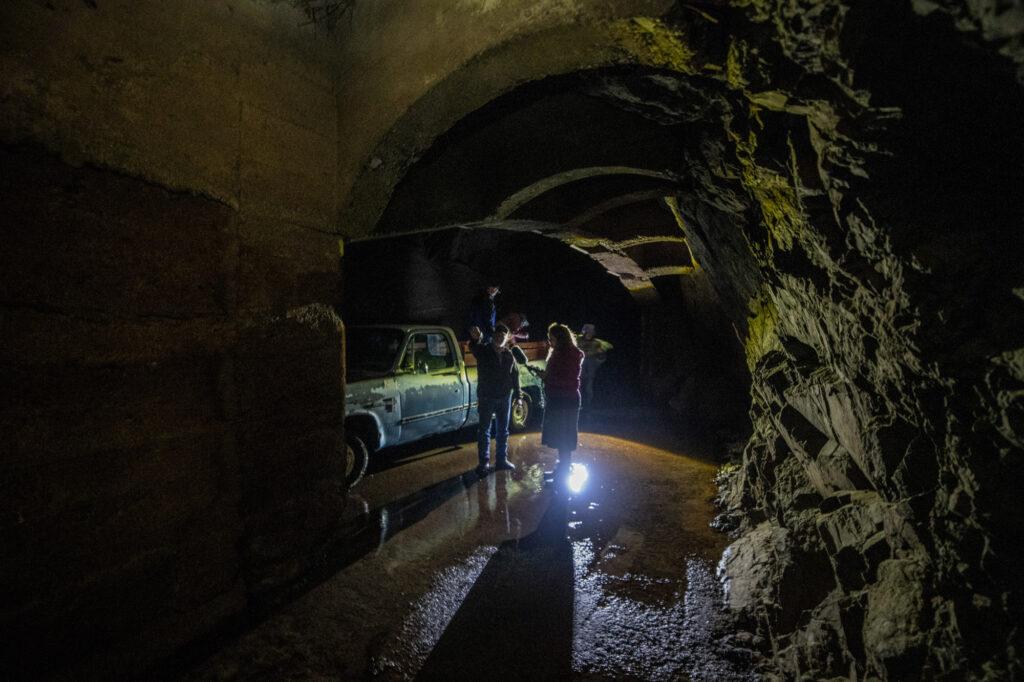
<box><xmin>343</xmin><ymin>325</ymin><xmax>545</xmax><ymax>487</ymax></box>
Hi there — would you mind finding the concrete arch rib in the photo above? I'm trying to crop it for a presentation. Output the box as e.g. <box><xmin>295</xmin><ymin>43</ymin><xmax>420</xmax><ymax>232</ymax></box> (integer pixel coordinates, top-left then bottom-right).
<box><xmin>350</xmin><ymin>219</ymin><xmax>663</xmax><ymax>303</ymax></box>
<box><xmin>337</xmin><ymin>8</ymin><xmax>711</xmax><ymax>239</ymax></box>
<box><xmin>564</xmin><ymin>189</ymin><xmax>673</xmax><ymax>230</ymax></box>
<box><xmin>491</xmin><ymin>168</ymin><xmax>679</xmax><ymax>220</ymax></box>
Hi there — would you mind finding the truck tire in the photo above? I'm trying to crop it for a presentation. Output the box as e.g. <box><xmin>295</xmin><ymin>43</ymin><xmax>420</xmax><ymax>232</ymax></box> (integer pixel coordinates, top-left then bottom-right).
<box><xmin>344</xmin><ymin>433</ymin><xmax>369</xmax><ymax>489</ymax></box>
<box><xmin>510</xmin><ymin>393</ymin><xmax>532</xmax><ymax>433</ymax></box>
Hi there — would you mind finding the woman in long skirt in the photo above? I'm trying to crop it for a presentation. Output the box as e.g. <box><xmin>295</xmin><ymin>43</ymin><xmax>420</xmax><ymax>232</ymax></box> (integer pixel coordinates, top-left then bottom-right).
<box><xmin>538</xmin><ymin>323</ymin><xmax>584</xmax><ymax>480</ymax></box>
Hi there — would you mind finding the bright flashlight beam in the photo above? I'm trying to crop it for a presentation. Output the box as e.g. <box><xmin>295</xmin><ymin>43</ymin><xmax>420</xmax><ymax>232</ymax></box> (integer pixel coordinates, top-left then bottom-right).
<box><xmin>567</xmin><ymin>463</ymin><xmax>589</xmax><ymax>493</ymax></box>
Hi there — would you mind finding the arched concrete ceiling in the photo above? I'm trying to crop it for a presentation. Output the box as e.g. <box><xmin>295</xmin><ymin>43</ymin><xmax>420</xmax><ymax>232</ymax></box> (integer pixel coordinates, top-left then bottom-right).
<box><xmin>336</xmin><ymin>10</ymin><xmax>741</xmax><ymax>240</ymax></box>
<box><xmin>373</xmin><ymin>77</ymin><xmax>696</xmax><ymax>234</ymax></box>
<box><xmin>333</xmin><ymin>1</ymin><xmax>681</xmax><ymax>217</ymax></box>
<box><xmin>360</xmin><ymin>63</ymin><xmax>743</xmax><ymax>300</ymax></box>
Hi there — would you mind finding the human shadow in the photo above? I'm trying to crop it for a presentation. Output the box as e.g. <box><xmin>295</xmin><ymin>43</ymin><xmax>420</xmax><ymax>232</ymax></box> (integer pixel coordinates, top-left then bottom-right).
<box><xmin>416</xmin><ymin>492</ymin><xmax>575</xmax><ymax>680</ymax></box>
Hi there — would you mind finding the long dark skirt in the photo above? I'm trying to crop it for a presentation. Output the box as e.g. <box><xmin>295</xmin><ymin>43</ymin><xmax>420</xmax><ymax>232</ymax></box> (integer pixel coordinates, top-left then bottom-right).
<box><xmin>541</xmin><ymin>395</ymin><xmax>581</xmax><ymax>452</ymax></box>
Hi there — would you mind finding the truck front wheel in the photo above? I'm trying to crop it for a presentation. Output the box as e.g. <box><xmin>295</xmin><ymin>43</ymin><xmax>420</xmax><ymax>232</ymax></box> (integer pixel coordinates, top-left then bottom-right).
<box><xmin>344</xmin><ymin>433</ymin><xmax>369</xmax><ymax>489</ymax></box>
<box><xmin>510</xmin><ymin>393</ymin><xmax>532</xmax><ymax>433</ymax></box>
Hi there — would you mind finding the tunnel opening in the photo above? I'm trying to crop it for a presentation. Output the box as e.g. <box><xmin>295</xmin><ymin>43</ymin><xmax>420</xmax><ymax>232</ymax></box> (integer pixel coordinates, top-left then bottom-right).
<box><xmin>342</xmin><ymin>228</ymin><xmax>643</xmax><ymax>383</ymax></box>
<box><xmin>341</xmin><ymin>222</ymin><xmax>753</xmax><ymax>459</ymax></box>
<box><xmin>344</xmin><ymin>64</ymin><xmax>762</xmax><ymax>461</ymax></box>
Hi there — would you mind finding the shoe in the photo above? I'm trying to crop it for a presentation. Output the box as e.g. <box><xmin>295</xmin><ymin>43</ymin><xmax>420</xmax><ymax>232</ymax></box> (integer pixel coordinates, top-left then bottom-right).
<box><xmin>475</xmin><ymin>463</ymin><xmax>491</xmax><ymax>477</ymax></box>
<box><xmin>544</xmin><ymin>463</ymin><xmax>570</xmax><ymax>490</ymax></box>
<box><xmin>542</xmin><ymin>468</ymin><xmax>564</xmax><ymax>487</ymax></box>
<box><xmin>494</xmin><ymin>460</ymin><xmax>516</xmax><ymax>472</ymax></box>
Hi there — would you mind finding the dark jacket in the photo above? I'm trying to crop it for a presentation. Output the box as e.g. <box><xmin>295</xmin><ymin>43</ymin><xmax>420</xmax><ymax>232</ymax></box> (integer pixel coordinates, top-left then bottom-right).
<box><xmin>468</xmin><ymin>292</ymin><xmax>496</xmax><ymax>342</ymax></box>
<box><xmin>470</xmin><ymin>340</ymin><xmax>521</xmax><ymax>400</ymax></box>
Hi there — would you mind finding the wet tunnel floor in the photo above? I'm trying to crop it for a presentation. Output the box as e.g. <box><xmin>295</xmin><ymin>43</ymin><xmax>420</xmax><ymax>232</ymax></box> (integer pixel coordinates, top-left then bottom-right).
<box><xmin>181</xmin><ymin>415</ymin><xmax>754</xmax><ymax>681</ymax></box>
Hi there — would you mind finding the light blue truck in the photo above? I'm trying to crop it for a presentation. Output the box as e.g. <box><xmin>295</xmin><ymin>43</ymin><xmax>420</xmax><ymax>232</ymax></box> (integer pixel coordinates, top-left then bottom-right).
<box><xmin>343</xmin><ymin>325</ymin><xmax>546</xmax><ymax>487</ymax></box>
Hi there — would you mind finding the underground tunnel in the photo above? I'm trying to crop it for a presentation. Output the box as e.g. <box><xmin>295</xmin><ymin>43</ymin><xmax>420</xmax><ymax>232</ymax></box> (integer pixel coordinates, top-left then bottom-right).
<box><xmin>2</xmin><ymin>0</ymin><xmax>1024</xmax><ymax>679</ymax></box>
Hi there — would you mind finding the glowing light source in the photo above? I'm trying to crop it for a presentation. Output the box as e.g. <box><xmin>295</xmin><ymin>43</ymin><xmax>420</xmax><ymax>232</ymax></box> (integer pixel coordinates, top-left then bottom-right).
<box><xmin>567</xmin><ymin>463</ymin><xmax>589</xmax><ymax>493</ymax></box>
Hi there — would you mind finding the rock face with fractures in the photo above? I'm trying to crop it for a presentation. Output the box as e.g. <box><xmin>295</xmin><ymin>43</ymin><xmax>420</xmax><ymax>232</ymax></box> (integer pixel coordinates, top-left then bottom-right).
<box><xmin>674</xmin><ymin>1</ymin><xmax>1024</xmax><ymax>678</ymax></box>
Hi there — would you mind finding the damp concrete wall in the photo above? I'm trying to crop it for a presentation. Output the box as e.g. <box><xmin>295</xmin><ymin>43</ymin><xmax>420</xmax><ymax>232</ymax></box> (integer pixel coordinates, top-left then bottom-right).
<box><xmin>1</xmin><ymin>1</ymin><xmax>345</xmax><ymax>676</ymax></box>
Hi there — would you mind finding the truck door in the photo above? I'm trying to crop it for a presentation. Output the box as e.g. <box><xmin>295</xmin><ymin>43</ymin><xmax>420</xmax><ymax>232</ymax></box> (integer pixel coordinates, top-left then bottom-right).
<box><xmin>395</xmin><ymin>331</ymin><xmax>467</xmax><ymax>444</ymax></box>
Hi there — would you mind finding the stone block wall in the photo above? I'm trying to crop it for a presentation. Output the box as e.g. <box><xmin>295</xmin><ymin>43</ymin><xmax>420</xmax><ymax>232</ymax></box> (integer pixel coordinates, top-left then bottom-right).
<box><xmin>1</xmin><ymin>147</ymin><xmax>247</xmax><ymax>677</ymax></box>
<box><xmin>0</xmin><ymin>1</ymin><xmax>346</xmax><ymax>677</ymax></box>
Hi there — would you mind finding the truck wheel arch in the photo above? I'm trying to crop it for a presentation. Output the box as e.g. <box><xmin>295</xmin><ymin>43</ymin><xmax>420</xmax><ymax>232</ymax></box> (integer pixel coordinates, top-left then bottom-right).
<box><xmin>343</xmin><ymin>414</ymin><xmax>379</xmax><ymax>489</ymax></box>
<box><xmin>345</xmin><ymin>413</ymin><xmax>382</xmax><ymax>452</ymax></box>
<box><xmin>344</xmin><ymin>433</ymin><xmax>369</xmax><ymax>488</ymax></box>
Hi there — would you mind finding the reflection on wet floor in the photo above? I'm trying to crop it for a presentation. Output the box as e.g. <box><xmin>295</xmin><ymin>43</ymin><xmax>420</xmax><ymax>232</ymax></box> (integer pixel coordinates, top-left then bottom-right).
<box><xmin>338</xmin><ymin>469</ymin><xmax>482</xmax><ymax>561</ymax></box>
<box><xmin>181</xmin><ymin>429</ymin><xmax>755</xmax><ymax>681</ymax></box>
<box><xmin>247</xmin><ymin>468</ymin><xmax>487</xmax><ymax>615</ymax></box>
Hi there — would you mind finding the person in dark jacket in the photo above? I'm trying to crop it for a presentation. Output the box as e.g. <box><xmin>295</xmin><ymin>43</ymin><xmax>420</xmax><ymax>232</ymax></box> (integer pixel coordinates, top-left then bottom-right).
<box><xmin>468</xmin><ymin>322</ymin><xmax>522</xmax><ymax>475</ymax></box>
<box><xmin>535</xmin><ymin>323</ymin><xmax>584</xmax><ymax>484</ymax></box>
<box><xmin>467</xmin><ymin>284</ymin><xmax>500</xmax><ymax>343</ymax></box>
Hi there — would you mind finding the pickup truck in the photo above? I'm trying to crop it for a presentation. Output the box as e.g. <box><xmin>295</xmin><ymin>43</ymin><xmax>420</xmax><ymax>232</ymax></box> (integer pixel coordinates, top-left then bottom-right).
<box><xmin>343</xmin><ymin>325</ymin><xmax>547</xmax><ymax>487</ymax></box>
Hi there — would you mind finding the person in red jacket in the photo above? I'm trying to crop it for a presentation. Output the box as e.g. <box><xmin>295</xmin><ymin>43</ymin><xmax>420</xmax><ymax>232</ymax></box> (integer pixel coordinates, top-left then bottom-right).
<box><xmin>535</xmin><ymin>322</ymin><xmax>584</xmax><ymax>484</ymax></box>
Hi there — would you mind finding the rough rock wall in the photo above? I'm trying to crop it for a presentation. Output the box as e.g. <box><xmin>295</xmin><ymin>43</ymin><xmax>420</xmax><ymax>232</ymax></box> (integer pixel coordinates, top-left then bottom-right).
<box><xmin>1</xmin><ymin>2</ymin><xmax>346</xmax><ymax>677</ymax></box>
<box><xmin>689</xmin><ymin>2</ymin><xmax>1024</xmax><ymax>678</ymax></box>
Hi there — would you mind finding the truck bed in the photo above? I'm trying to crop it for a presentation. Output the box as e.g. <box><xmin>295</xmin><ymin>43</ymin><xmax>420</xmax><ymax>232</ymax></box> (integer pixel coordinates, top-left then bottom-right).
<box><xmin>460</xmin><ymin>341</ymin><xmax>548</xmax><ymax>366</ymax></box>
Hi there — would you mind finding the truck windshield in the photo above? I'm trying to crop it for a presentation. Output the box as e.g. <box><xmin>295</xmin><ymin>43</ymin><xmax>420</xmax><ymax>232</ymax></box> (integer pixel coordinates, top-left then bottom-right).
<box><xmin>346</xmin><ymin>328</ymin><xmax>405</xmax><ymax>374</ymax></box>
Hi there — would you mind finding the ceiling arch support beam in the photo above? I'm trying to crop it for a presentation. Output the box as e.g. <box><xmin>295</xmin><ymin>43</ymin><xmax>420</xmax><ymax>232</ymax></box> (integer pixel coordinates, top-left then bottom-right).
<box><xmin>491</xmin><ymin>167</ymin><xmax>680</xmax><ymax>220</ymax></box>
<box><xmin>564</xmin><ymin>189</ymin><xmax>675</xmax><ymax>230</ymax></box>
<box><xmin>349</xmin><ymin>219</ymin><xmax>676</xmax><ymax>305</ymax></box>
<box><xmin>348</xmin><ymin>218</ymin><xmax>563</xmax><ymax>243</ymax></box>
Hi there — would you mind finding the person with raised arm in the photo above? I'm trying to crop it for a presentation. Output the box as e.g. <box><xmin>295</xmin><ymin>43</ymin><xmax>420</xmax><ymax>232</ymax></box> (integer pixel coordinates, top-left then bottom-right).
<box><xmin>468</xmin><ymin>322</ymin><xmax>522</xmax><ymax>476</ymax></box>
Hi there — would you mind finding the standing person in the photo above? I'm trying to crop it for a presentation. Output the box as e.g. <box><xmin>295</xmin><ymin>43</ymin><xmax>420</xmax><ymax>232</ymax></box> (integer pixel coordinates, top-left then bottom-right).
<box><xmin>468</xmin><ymin>323</ymin><xmax>522</xmax><ymax>476</ymax></box>
<box><xmin>578</xmin><ymin>323</ymin><xmax>613</xmax><ymax>415</ymax></box>
<box><xmin>537</xmin><ymin>323</ymin><xmax>584</xmax><ymax>484</ymax></box>
<box><xmin>468</xmin><ymin>284</ymin><xmax>500</xmax><ymax>343</ymax></box>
